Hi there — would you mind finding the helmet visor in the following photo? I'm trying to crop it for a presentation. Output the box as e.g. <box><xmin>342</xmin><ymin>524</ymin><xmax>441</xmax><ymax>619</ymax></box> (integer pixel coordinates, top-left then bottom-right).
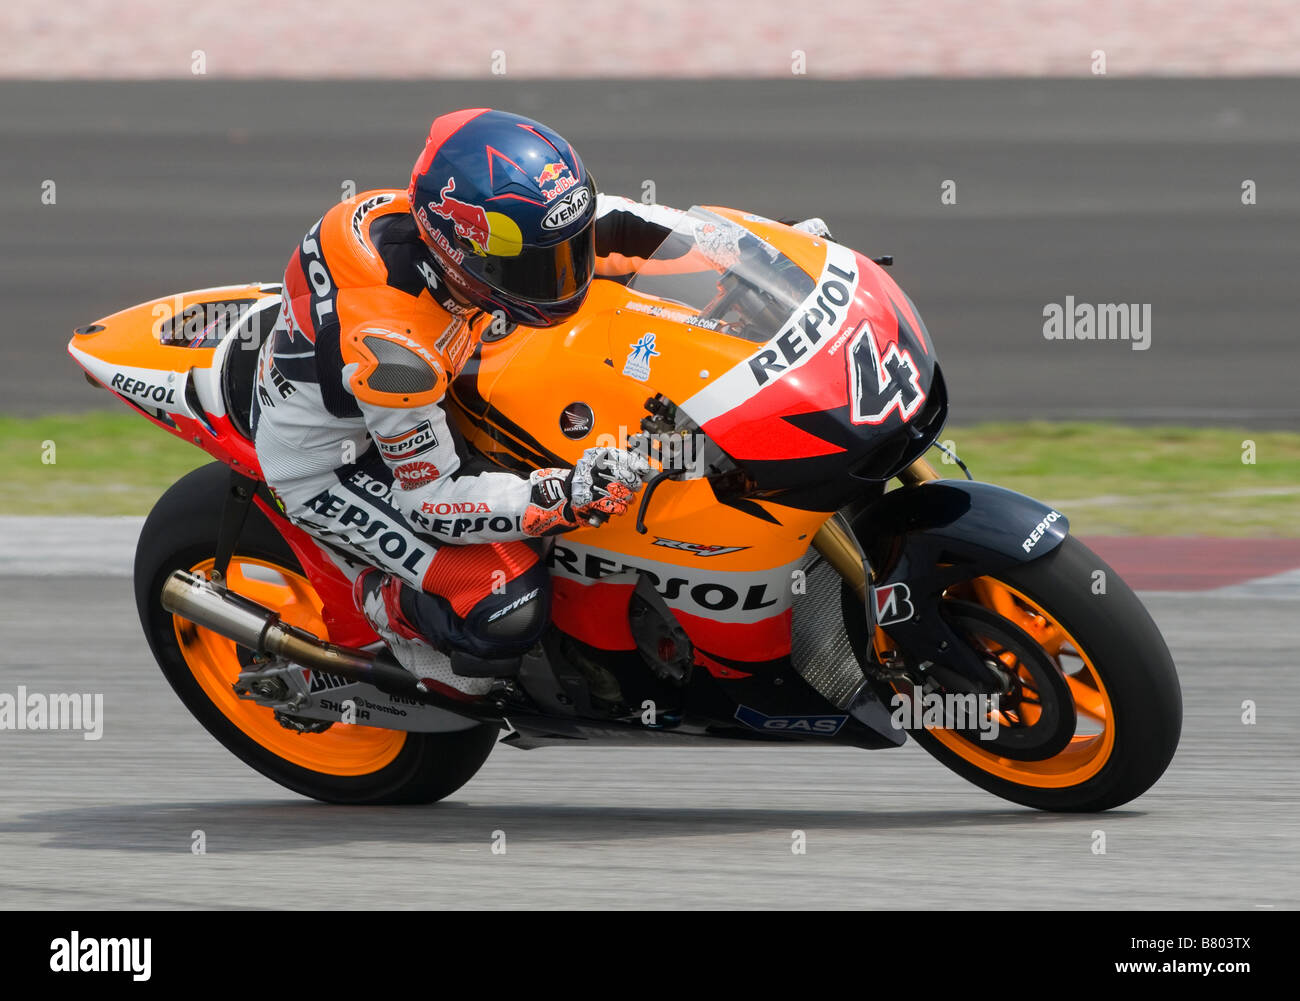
<box><xmin>465</xmin><ymin>219</ymin><xmax>595</xmax><ymax>305</ymax></box>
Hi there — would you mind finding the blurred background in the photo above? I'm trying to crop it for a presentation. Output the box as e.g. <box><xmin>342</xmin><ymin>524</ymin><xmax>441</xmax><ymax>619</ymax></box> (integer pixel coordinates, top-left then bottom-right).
<box><xmin>0</xmin><ymin>2</ymin><xmax>1296</xmax><ymax>910</ymax></box>
<box><xmin>2</xmin><ymin>1</ymin><xmax>1298</xmax><ymax>531</ymax></box>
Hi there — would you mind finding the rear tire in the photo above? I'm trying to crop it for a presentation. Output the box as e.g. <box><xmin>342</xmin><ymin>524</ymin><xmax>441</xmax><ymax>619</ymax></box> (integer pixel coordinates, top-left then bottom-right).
<box><xmin>134</xmin><ymin>462</ymin><xmax>499</xmax><ymax>804</ymax></box>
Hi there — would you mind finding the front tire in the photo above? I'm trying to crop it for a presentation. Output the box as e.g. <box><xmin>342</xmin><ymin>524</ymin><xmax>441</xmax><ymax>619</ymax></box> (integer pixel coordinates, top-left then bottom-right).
<box><xmin>134</xmin><ymin>462</ymin><xmax>499</xmax><ymax>804</ymax></box>
<box><xmin>853</xmin><ymin>535</ymin><xmax>1182</xmax><ymax>811</ymax></box>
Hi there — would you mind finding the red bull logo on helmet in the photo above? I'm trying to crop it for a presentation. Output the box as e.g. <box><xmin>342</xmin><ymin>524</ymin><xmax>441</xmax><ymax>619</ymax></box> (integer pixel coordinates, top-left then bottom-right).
<box><xmin>415</xmin><ymin>205</ymin><xmax>465</xmax><ymax>265</ymax></box>
<box><xmin>424</xmin><ymin>177</ymin><xmax>524</xmax><ymax>258</ymax></box>
<box><xmin>534</xmin><ymin>161</ymin><xmax>578</xmax><ymax>202</ymax></box>
<box><xmin>535</xmin><ymin>161</ymin><xmax>568</xmax><ymax>185</ymax></box>
<box><xmin>428</xmin><ymin>177</ymin><xmax>491</xmax><ymax>247</ymax></box>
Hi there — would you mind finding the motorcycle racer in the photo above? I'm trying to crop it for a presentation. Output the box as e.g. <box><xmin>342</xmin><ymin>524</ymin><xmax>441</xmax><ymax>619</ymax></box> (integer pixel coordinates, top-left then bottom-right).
<box><xmin>251</xmin><ymin>108</ymin><xmax>830</xmax><ymax>700</ymax></box>
<box><xmin>251</xmin><ymin>109</ymin><xmax>683</xmax><ymax>698</ymax></box>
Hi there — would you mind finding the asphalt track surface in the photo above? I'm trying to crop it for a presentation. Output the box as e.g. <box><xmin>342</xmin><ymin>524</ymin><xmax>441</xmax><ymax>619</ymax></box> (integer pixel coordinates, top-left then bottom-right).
<box><xmin>2</xmin><ymin>78</ymin><xmax>1299</xmax><ymax>425</ymax></box>
<box><xmin>0</xmin><ymin>574</ymin><xmax>1295</xmax><ymax>910</ymax></box>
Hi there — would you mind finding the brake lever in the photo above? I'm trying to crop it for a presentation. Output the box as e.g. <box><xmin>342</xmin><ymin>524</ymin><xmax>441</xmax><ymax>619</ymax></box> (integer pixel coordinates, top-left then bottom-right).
<box><xmin>634</xmin><ymin>467</ymin><xmax>683</xmax><ymax>535</ymax></box>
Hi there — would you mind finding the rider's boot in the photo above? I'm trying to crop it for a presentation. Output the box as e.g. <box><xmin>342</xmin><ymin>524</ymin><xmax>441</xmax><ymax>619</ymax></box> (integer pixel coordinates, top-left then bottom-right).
<box><xmin>354</xmin><ymin>568</ymin><xmax>493</xmax><ymax>699</ymax></box>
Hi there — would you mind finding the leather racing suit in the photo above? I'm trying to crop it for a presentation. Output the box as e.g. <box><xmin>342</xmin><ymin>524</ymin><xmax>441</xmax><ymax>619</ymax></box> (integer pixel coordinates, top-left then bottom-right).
<box><xmin>250</xmin><ymin>191</ymin><xmax>683</xmax><ymax>694</ymax></box>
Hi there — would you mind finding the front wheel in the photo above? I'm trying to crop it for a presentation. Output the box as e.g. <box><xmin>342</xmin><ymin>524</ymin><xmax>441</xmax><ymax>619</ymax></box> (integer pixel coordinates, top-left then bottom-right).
<box><xmin>134</xmin><ymin>462</ymin><xmax>499</xmax><ymax>804</ymax></box>
<box><xmin>851</xmin><ymin>535</ymin><xmax>1182</xmax><ymax>811</ymax></box>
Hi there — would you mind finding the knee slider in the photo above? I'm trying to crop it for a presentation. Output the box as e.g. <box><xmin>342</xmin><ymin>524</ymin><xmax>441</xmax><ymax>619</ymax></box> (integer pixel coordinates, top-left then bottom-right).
<box><xmin>470</xmin><ymin>562</ymin><xmax>550</xmax><ymax>650</ymax></box>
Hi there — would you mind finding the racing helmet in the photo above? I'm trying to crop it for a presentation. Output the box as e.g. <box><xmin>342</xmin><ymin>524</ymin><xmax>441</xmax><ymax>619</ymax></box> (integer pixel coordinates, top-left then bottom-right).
<box><xmin>408</xmin><ymin>108</ymin><xmax>597</xmax><ymax>327</ymax></box>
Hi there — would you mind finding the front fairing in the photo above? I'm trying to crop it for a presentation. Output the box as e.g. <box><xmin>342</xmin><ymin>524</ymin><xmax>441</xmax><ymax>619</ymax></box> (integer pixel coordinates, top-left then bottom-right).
<box><xmin>629</xmin><ymin>208</ymin><xmax>947</xmax><ymax>510</ymax></box>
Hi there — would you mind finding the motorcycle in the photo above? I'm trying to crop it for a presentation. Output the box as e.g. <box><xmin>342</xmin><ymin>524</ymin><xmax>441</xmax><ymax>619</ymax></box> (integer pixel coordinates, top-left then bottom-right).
<box><xmin>67</xmin><ymin>203</ymin><xmax>1181</xmax><ymax>811</ymax></box>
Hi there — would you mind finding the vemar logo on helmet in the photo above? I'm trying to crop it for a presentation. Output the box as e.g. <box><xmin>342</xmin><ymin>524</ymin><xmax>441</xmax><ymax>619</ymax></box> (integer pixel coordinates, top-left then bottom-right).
<box><xmin>67</xmin><ymin>107</ymin><xmax>1181</xmax><ymax>813</ymax></box>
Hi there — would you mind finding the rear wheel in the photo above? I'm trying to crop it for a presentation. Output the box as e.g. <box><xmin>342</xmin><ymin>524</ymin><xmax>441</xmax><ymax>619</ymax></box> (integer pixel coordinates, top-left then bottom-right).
<box><xmin>134</xmin><ymin>462</ymin><xmax>499</xmax><ymax>804</ymax></box>
<box><xmin>851</xmin><ymin>535</ymin><xmax>1182</xmax><ymax>811</ymax></box>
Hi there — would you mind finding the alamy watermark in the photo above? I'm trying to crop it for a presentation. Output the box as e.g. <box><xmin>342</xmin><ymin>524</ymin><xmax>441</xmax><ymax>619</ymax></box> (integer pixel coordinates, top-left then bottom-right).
<box><xmin>595</xmin><ymin>424</ymin><xmax>704</xmax><ymax>476</ymax></box>
<box><xmin>50</xmin><ymin>932</ymin><xmax>150</xmax><ymax>981</ymax></box>
<box><xmin>889</xmin><ymin>686</ymin><xmax>1001</xmax><ymax>739</ymax></box>
<box><xmin>151</xmin><ymin>297</ymin><xmax>258</xmax><ymax>348</ymax></box>
<box><xmin>0</xmin><ymin>686</ymin><xmax>104</xmax><ymax>740</ymax></box>
<box><xmin>1043</xmin><ymin>297</ymin><xmax>1151</xmax><ymax>351</ymax></box>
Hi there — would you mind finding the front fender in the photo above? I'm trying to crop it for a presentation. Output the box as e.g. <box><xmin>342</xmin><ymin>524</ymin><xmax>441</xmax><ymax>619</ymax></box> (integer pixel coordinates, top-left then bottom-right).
<box><xmin>847</xmin><ymin>480</ymin><xmax>1069</xmax><ymax>693</ymax></box>
<box><xmin>854</xmin><ymin>480</ymin><xmax>1068</xmax><ymax>583</ymax></box>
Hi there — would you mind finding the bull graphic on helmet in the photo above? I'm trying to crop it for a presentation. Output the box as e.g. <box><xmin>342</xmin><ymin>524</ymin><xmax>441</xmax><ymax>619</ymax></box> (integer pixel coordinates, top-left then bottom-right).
<box><xmin>428</xmin><ymin>179</ymin><xmax>491</xmax><ymax>248</ymax></box>
<box><xmin>425</xmin><ymin>178</ymin><xmax>523</xmax><ymax>259</ymax></box>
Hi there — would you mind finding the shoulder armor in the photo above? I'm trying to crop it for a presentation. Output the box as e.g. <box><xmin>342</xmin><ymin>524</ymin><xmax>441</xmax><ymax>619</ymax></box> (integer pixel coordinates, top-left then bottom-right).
<box><xmin>342</xmin><ymin>326</ymin><xmax>445</xmax><ymax>408</ymax></box>
<box><xmin>343</xmin><ymin>190</ymin><xmax>407</xmax><ymax>258</ymax></box>
<box><xmin>320</xmin><ymin>190</ymin><xmax>409</xmax><ymax>279</ymax></box>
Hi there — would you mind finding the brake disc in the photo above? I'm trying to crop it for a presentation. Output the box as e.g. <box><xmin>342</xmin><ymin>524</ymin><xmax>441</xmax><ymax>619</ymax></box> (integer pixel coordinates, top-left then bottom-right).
<box><xmin>938</xmin><ymin>600</ymin><xmax>1076</xmax><ymax>761</ymax></box>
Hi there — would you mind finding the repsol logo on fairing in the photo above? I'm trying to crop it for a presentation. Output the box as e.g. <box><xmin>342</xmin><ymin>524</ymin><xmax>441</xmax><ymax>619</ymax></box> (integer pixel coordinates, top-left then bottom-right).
<box><xmin>749</xmin><ymin>262</ymin><xmax>858</xmax><ymax>386</ymax></box>
<box><xmin>549</xmin><ymin>545</ymin><xmax>780</xmax><ymax>613</ymax></box>
<box><xmin>304</xmin><ymin>489</ymin><xmax>427</xmax><ymax>573</ymax></box>
<box><xmin>110</xmin><ymin>373</ymin><xmax>176</xmax><ymax>405</ymax></box>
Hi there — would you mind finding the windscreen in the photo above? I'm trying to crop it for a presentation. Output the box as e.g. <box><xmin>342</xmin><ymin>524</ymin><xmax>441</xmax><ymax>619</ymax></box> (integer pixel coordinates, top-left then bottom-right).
<box><xmin>626</xmin><ymin>207</ymin><xmax>815</xmax><ymax>343</ymax></box>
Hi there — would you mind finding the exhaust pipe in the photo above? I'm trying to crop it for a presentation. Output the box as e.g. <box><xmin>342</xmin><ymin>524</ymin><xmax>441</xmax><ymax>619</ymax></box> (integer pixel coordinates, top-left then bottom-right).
<box><xmin>160</xmin><ymin>570</ymin><xmax>484</xmax><ymax>715</ymax></box>
<box><xmin>162</xmin><ymin>570</ymin><xmax>279</xmax><ymax>651</ymax></box>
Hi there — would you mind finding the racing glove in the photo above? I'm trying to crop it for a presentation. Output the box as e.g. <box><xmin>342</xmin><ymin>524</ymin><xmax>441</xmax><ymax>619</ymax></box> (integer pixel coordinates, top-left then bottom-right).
<box><xmin>522</xmin><ymin>447</ymin><xmax>651</xmax><ymax>536</ymax></box>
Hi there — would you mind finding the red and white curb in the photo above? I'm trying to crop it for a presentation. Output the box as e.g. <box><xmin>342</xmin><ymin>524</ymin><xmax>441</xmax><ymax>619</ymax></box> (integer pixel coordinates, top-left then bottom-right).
<box><xmin>1085</xmin><ymin>537</ymin><xmax>1300</xmax><ymax>598</ymax></box>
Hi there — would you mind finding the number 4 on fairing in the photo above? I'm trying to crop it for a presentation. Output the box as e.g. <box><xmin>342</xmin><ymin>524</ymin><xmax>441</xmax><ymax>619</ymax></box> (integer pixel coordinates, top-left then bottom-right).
<box><xmin>848</xmin><ymin>319</ymin><xmax>926</xmax><ymax>425</ymax></box>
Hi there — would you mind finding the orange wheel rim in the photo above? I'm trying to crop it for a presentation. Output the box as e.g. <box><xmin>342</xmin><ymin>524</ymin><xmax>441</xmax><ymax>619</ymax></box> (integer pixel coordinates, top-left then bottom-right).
<box><xmin>176</xmin><ymin>558</ymin><xmax>406</xmax><ymax>776</ymax></box>
<box><xmin>875</xmin><ymin>577</ymin><xmax>1116</xmax><ymax>788</ymax></box>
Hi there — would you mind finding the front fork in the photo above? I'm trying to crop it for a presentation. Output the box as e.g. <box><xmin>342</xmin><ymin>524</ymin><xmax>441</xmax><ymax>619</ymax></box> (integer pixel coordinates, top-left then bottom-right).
<box><xmin>811</xmin><ymin>457</ymin><xmax>1025</xmax><ymax>695</ymax></box>
<box><xmin>811</xmin><ymin>457</ymin><xmax>939</xmax><ymax>600</ymax></box>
